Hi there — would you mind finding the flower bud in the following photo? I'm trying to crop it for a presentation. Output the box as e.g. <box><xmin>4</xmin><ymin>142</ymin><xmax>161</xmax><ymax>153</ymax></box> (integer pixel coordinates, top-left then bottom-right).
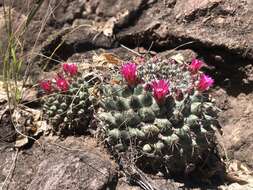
<box><xmin>121</xmin><ymin>62</ymin><xmax>138</xmax><ymax>86</ymax></box>
<box><xmin>63</xmin><ymin>63</ymin><xmax>78</xmax><ymax>76</ymax></box>
<box><xmin>189</xmin><ymin>59</ymin><xmax>203</xmax><ymax>73</ymax></box>
<box><xmin>197</xmin><ymin>74</ymin><xmax>214</xmax><ymax>91</ymax></box>
<box><xmin>40</xmin><ymin>80</ymin><xmax>52</xmax><ymax>93</ymax></box>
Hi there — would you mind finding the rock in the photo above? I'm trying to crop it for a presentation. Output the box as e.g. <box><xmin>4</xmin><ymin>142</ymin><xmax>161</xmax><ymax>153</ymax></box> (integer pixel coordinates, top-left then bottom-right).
<box><xmin>28</xmin><ymin>152</ymin><xmax>112</xmax><ymax>190</ymax></box>
<box><xmin>118</xmin><ymin>0</ymin><xmax>253</xmax><ymax>59</ymax></box>
<box><xmin>86</xmin><ymin>0</ymin><xmax>145</xmax><ymax>18</ymax></box>
<box><xmin>63</xmin><ymin>26</ymin><xmax>115</xmax><ymax>49</ymax></box>
<box><xmin>116</xmin><ymin>176</ymin><xmax>196</xmax><ymax>190</ymax></box>
<box><xmin>159</xmin><ymin>49</ymin><xmax>197</xmax><ymax>62</ymax></box>
<box><xmin>217</xmin><ymin>92</ymin><xmax>253</xmax><ymax>169</ymax></box>
<box><xmin>16</xmin><ymin>0</ymin><xmax>253</xmax><ymax>74</ymax></box>
<box><xmin>6</xmin><ymin>0</ymin><xmax>253</xmax><ymax>62</ymax></box>
<box><xmin>174</xmin><ymin>0</ymin><xmax>222</xmax><ymax>21</ymax></box>
<box><xmin>0</xmin><ymin>137</ymin><xmax>116</xmax><ymax>190</ymax></box>
<box><xmin>150</xmin><ymin>178</ymin><xmax>186</xmax><ymax>190</ymax></box>
<box><xmin>116</xmin><ymin>178</ymin><xmax>142</xmax><ymax>190</ymax></box>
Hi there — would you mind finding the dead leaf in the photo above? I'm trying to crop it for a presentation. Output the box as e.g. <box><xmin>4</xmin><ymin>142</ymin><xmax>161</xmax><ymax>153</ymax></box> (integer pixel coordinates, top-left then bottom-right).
<box><xmin>12</xmin><ymin>106</ymin><xmax>44</xmax><ymax>147</ymax></box>
<box><xmin>102</xmin><ymin>53</ymin><xmax>122</xmax><ymax>65</ymax></box>
<box><xmin>34</xmin><ymin>120</ymin><xmax>50</xmax><ymax>136</ymax></box>
<box><xmin>170</xmin><ymin>53</ymin><xmax>185</xmax><ymax>64</ymax></box>
<box><xmin>15</xmin><ymin>136</ymin><xmax>28</xmax><ymax>148</ymax></box>
<box><xmin>92</xmin><ymin>53</ymin><xmax>123</xmax><ymax>69</ymax></box>
<box><xmin>21</xmin><ymin>87</ymin><xmax>38</xmax><ymax>103</ymax></box>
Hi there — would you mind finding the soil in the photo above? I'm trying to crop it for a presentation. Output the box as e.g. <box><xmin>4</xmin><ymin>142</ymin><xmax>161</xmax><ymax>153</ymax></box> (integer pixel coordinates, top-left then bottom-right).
<box><xmin>0</xmin><ymin>0</ymin><xmax>253</xmax><ymax>189</ymax></box>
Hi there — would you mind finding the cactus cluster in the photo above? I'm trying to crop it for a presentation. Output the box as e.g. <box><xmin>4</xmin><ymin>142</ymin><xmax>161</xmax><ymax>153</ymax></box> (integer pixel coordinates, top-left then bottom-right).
<box><xmin>40</xmin><ymin>63</ymin><xmax>92</xmax><ymax>135</ymax></box>
<box><xmin>40</xmin><ymin>57</ymin><xmax>220</xmax><ymax>174</ymax></box>
<box><xmin>97</xmin><ymin>57</ymin><xmax>219</xmax><ymax>174</ymax></box>
<box><xmin>43</xmin><ymin>76</ymin><xmax>91</xmax><ymax>134</ymax></box>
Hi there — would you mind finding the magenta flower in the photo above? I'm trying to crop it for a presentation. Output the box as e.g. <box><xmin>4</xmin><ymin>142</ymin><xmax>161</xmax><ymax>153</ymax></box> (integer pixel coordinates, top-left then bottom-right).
<box><xmin>63</xmin><ymin>63</ymin><xmax>78</xmax><ymax>76</ymax></box>
<box><xmin>121</xmin><ymin>62</ymin><xmax>138</xmax><ymax>86</ymax></box>
<box><xmin>55</xmin><ymin>76</ymin><xmax>69</xmax><ymax>92</ymax></box>
<box><xmin>40</xmin><ymin>80</ymin><xmax>52</xmax><ymax>93</ymax></box>
<box><xmin>189</xmin><ymin>59</ymin><xmax>203</xmax><ymax>73</ymax></box>
<box><xmin>197</xmin><ymin>74</ymin><xmax>214</xmax><ymax>91</ymax></box>
<box><xmin>151</xmin><ymin>80</ymin><xmax>169</xmax><ymax>103</ymax></box>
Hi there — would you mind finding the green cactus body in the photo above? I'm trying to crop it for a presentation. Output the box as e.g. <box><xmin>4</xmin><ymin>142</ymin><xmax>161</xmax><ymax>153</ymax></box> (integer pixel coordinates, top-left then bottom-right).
<box><xmin>43</xmin><ymin>75</ymin><xmax>92</xmax><ymax>135</ymax></box>
<box><xmin>138</xmin><ymin>58</ymin><xmax>193</xmax><ymax>95</ymax></box>
<box><xmin>98</xmin><ymin>83</ymin><xmax>220</xmax><ymax>174</ymax></box>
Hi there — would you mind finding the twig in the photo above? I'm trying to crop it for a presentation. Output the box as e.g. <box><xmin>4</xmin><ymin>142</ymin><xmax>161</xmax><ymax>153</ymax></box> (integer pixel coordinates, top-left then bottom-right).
<box><xmin>147</xmin><ymin>41</ymin><xmax>154</xmax><ymax>55</ymax></box>
<box><xmin>118</xmin><ymin>156</ymin><xmax>159</xmax><ymax>190</ymax></box>
<box><xmin>120</xmin><ymin>44</ymin><xmax>142</xmax><ymax>56</ymax></box>
<box><xmin>31</xmin><ymin>53</ymin><xmax>63</xmax><ymax>64</ymax></box>
<box><xmin>92</xmin><ymin>31</ymin><xmax>102</xmax><ymax>42</ymax></box>
<box><xmin>168</xmin><ymin>41</ymin><xmax>195</xmax><ymax>52</ymax></box>
<box><xmin>125</xmin><ymin>165</ymin><xmax>159</xmax><ymax>190</ymax></box>
<box><xmin>1</xmin><ymin>149</ymin><xmax>19</xmax><ymax>190</ymax></box>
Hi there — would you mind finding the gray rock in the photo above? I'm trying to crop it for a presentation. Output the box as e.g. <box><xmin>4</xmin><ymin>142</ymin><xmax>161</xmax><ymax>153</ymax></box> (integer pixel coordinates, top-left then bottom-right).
<box><xmin>28</xmin><ymin>152</ymin><xmax>113</xmax><ymax>190</ymax></box>
<box><xmin>0</xmin><ymin>137</ymin><xmax>116</xmax><ymax>190</ymax></box>
<box><xmin>117</xmin><ymin>0</ymin><xmax>253</xmax><ymax>59</ymax></box>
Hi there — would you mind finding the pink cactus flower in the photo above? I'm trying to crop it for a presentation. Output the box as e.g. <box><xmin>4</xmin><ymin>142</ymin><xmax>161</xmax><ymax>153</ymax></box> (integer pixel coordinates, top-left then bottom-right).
<box><xmin>40</xmin><ymin>80</ymin><xmax>52</xmax><ymax>93</ymax></box>
<box><xmin>151</xmin><ymin>80</ymin><xmax>169</xmax><ymax>103</ymax></box>
<box><xmin>189</xmin><ymin>59</ymin><xmax>203</xmax><ymax>73</ymax></box>
<box><xmin>63</xmin><ymin>63</ymin><xmax>78</xmax><ymax>76</ymax></box>
<box><xmin>55</xmin><ymin>76</ymin><xmax>69</xmax><ymax>92</ymax></box>
<box><xmin>197</xmin><ymin>74</ymin><xmax>214</xmax><ymax>91</ymax></box>
<box><xmin>121</xmin><ymin>62</ymin><xmax>138</xmax><ymax>86</ymax></box>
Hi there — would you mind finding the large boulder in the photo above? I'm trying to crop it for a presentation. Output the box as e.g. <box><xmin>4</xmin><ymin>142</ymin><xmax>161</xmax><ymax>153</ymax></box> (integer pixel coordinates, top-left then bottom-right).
<box><xmin>0</xmin><ymin>137</ymin><xmax>116</xmax><ymax>190</ymax></box>
<box><xmin>117</xmin><ymin>0</ymin><xmax>253</xmax><ymax>59</ymax></box>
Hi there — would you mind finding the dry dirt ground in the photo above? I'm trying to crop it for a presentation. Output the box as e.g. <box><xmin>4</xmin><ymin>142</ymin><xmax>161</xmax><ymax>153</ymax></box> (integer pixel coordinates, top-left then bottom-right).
<box><xmin>0</xmin><ymin>0</ymin><xmax>253</xmax><ymax>189</ymax></box>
